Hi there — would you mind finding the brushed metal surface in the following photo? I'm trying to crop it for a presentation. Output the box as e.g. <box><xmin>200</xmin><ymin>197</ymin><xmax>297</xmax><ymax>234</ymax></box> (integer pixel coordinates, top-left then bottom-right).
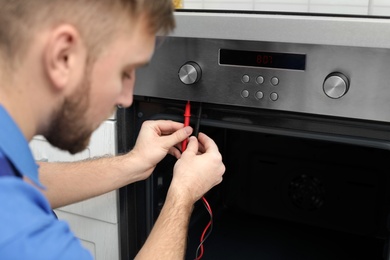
<box><xmin>171</xmin><ymin>12</ymin><xmax>390</xmax><ymax>49</ymax></box>
<box><xmin>136</xmin><ymin>36</ymin><xmax>390</xmax><ymax>123</ymax></box>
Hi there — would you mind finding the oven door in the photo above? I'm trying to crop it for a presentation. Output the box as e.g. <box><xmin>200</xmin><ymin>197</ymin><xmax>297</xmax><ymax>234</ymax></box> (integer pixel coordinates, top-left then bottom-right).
<box><xmin>117</xmin><ymin>97</ymin><xmax>390</xmax><ymax>260</ymax></box>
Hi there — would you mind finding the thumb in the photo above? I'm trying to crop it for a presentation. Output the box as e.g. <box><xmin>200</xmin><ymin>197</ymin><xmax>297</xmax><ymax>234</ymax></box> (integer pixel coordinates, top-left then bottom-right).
<box><xmin>184</xmin><ymin>136</ymin><xmax>198</xmax><ymax>154</ymax></box>
<box><xmin>164</xmin><ymin>126</ymin><xmax>193</xmax><ymax>148</ymax></box>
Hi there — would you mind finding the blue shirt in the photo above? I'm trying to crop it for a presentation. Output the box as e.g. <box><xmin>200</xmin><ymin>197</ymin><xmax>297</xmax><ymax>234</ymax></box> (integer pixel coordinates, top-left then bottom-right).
<box><xmin>0</xmin><ymin>105</ymin><xmax>93</xmax><ymax>259</ymax></box>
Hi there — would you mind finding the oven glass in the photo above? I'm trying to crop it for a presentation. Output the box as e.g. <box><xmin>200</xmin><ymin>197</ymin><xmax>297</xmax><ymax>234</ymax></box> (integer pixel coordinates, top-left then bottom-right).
<box><xmin>173</xmin><ymin>0</ymin><xmax>390</xmax><ymax>17</ymax></box>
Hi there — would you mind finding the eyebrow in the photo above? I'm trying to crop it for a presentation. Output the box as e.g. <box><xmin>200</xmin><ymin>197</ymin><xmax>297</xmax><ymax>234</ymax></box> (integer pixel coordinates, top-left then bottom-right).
<box><xmin>139</xmin><ymin>62</ymin><xmax>150</xmax><ymax>68</ymax></box>
<box><xmin>133</xmin><ymin>61</ymin><xmax>150</xmax><ymax>69</ymax></box>
<box><xmin>124</xmin><ymin>61</ymin><xmax>150</xmax><ymax>72</ymax></box>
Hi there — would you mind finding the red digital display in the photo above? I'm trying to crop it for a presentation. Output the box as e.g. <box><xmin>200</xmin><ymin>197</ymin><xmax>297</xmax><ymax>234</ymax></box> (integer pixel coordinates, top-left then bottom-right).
<box><xmin>219</xmin><ymin>49</ymin><xmax>306</xmax><ymax>71</ymax></box>
<box><xmin>257</xmin><ymin>55</ymin><xmax>273</xmax><ymax>66</ymax></box>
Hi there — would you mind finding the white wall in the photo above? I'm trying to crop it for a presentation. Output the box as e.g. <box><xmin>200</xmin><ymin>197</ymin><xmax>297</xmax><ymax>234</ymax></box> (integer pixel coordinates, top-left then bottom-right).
<box><xmin>30</xmin><ymin>120</ymin><xmax>119</xmax><ymax>260</ymax></box>
<box><xmin>181</xmin><ymin>0</ymin><xmax>390</xmax><ymax>16</ymax></box>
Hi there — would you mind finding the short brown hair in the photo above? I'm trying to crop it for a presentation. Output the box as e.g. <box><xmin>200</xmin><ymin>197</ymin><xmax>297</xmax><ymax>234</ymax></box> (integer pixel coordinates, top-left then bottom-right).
<box><xmin>0</xmin><ymin>0</ymin><xmax>175</xmax><ymax>68</ymax></box>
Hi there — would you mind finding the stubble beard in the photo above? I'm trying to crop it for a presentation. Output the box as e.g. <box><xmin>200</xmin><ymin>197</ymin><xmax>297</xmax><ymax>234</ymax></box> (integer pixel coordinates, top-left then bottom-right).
<box><xmin>45</xmin><ymin>74</ymin><xmax>94</xmax><ymax>155</ymax></box>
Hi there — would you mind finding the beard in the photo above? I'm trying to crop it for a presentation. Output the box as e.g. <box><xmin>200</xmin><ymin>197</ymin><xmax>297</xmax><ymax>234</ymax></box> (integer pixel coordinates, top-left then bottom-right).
<box><xmin>45</xmin><ymin>74</ymin><xmax>93</xmax><ymax>155</ymax></box>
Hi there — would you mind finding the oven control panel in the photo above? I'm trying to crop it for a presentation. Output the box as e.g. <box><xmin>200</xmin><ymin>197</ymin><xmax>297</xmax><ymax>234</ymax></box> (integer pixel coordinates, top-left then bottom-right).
<box><xmin>136</xmin><ymin>37</ymin><xmax>390</xmax><ymax>123</ymax></box>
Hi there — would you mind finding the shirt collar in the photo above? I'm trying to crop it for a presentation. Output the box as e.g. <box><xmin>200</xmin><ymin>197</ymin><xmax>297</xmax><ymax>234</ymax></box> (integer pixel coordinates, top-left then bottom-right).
<box><xmin>0</xmin><ymin>105</ymin><xmax>43</xmax><ymax>188</ymax></box>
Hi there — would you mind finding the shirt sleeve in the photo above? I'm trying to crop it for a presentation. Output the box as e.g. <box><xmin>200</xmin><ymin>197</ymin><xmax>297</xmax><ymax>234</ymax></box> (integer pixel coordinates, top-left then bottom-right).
<box><xmin>0</xmin><ymin>178</ymin><xmax>93</xmax><ymax>260</ymax></box>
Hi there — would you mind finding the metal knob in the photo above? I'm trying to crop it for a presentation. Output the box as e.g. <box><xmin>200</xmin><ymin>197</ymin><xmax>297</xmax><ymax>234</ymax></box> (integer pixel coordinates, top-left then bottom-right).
<box><xmin>323</xmin><ymin>72</ymin><xmax>350</xmax><ymax>99</ymax></box>
<box><xmin>178</xmin><ymin>62</ymin><xmax>202</xmax><ymax>85</ymax></box>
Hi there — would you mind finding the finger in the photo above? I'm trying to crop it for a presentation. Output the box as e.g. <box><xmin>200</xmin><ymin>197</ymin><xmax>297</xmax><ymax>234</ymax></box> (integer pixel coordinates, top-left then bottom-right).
<box><xmin>197</xmin><ymin>141</ymin><xmax>206</xmax><ymax>154</ymax></box>
<box><xmin>183</xmin><ymin>136</ymin><xmax>199</xmax><ymax>155</ymax></box>
<box><xmin>168</xmin><ymin>146</ymin><xmax>182</xmax><ymax>159</ymax></box>
<box><xmin>197</xmin><ymin>133</ymin><xmax>219</xmax><ymax>152</ymax></box>
<box><xmin>154</xmin><ymin>120</ymin><xmax>185</xmax><ymax>135</ymax></box>
<box><xmin>162</xmin><ymin>126</ymin><xmax>193</xmax><ymax>149</ymax></box>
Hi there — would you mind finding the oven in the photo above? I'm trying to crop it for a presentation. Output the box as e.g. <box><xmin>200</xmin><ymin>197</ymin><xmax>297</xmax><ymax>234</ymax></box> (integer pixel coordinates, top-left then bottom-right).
<box><xmin>117</xmin><ymin>11</ymin><xmax>390</xmax><ymax>260</ymax></box>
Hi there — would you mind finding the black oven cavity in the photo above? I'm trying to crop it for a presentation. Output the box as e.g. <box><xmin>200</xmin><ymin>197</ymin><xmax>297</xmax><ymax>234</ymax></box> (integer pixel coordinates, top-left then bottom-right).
<box><xmin>117</xmin><ymin>98</ymin><xmax>390</xmax><ymax>260</ymax></box>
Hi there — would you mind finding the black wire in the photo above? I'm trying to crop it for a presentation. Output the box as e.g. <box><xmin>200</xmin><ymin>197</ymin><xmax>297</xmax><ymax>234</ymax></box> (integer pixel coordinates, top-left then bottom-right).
<box><xmin>194</xmin><ymin>222</ymin><xmax>213</xmax><ymax>259</ymax></box>
<box><xmin>195</xmin><ymin>199</ymin><xmax>214</xmax><ymax>259</ymax></box>
<box><xmin>193</xmin><ymin>102</ymin><xmax>214</xmax><ymax>260</ymax></box>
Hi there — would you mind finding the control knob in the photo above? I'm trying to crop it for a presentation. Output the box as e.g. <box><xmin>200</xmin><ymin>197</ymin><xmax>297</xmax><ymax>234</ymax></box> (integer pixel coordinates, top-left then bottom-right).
<box><xmin>323</xmin><ymin>72</ymin><xmax>350</xmax><ymax>99</ymax></box>
<box><xmin>178</xmin><ymin>61</ymin><xmax>202</xmax><ymax>85</ymax></box>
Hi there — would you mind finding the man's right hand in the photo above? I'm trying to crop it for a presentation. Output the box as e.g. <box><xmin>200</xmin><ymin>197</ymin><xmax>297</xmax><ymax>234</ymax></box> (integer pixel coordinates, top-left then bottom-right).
<box><xmin>171</xmin><ymin>133</ymin><xmax>225</xmax><ymax>204</ymax></box>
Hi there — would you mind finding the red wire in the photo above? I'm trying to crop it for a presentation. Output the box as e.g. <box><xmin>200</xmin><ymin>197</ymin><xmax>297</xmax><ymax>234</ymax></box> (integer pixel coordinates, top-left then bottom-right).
<box><xmin>195</xmin><ymin>197</ymin><xmax>213</xmax><ymax>260</ymax></box>
<box><xmin>181</xmin><ymin>101</ymin><xmax>213</xmax><ymax>260</ymax></box>
<box><xmin>181</xmin><ymin>101</ymin><xmax>191</xmax><ymax>151</ymax></box>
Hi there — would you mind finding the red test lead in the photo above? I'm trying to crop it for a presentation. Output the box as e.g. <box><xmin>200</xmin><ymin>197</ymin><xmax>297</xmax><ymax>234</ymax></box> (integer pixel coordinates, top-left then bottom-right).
<box><xmin>181</xmin><ymin>101</ymin><xmax>213</xmax><ymax>260</ymax></box>
<box><xmin>181</xmin><ymin>101</ymin><xmax>191</xmax><ymax>151</ymax></box>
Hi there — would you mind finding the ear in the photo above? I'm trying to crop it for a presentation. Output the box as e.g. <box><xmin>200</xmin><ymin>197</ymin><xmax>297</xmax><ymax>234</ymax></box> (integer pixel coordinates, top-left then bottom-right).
<box><xmin>43</xmin><ymin>24</ymin><xmax>86</xmax><ymax>92</ymax></box>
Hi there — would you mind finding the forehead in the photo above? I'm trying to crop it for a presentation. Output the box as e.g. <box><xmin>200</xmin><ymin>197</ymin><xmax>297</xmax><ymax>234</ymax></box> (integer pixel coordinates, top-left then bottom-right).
<box><xmin>100</xmin><ymin>16</ymin><xmax>156</xmax><ymax>66</ymax></box>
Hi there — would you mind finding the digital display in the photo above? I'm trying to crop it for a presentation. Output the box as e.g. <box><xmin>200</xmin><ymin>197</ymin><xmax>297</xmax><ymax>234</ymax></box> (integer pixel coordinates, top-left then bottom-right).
<box><xmin>219</xmin><ymin>49</ymin><xmax>306</xmax><ymax>71</ymax></box>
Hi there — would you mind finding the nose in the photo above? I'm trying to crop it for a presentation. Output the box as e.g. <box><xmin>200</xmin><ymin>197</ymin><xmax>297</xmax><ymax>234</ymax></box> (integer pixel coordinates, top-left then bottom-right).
<box><xmin>117</xmin><ymin>71</ymin><xmax>135</xmax><ymax>108</ymax></box>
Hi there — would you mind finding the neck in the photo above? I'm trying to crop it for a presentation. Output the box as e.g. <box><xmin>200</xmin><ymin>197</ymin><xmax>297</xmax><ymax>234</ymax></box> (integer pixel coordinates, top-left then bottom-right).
<box><xmin>0</xmin><ymin>87</ymin><xmax>38</xmax><ymax>141</ymax></box>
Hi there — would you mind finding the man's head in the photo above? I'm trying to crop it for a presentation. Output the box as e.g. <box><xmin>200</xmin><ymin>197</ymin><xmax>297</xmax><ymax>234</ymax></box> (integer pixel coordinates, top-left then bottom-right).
<box><xmin>0</xmin><ymin>0</ymin><xmax>175</xmax><ymax>154</ymax></box>
<box><xmin>0</xmin><ymin>0</ymin><xmax>175</xmax><ymax>71</ymax></box>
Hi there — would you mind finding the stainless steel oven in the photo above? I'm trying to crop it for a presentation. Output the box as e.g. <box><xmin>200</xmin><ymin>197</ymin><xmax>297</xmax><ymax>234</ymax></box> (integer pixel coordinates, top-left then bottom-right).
<box><xmin>117</xmin><ymin>11</ymin><xmax>390</xmax><ymax>260</ymax></box>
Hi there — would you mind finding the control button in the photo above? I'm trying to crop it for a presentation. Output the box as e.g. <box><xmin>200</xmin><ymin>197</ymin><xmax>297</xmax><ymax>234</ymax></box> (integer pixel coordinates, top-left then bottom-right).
<box><xmin>323</xmin><ymin>72</ymin><xmax>350</xmax><ymax>99</ymax></box>
<box><xmin>256</xmin><ymin>76</ymin><xmax>264</xmax><ymax>84</ymax></box>
<box><xmin>242</xmin><ymin>75</ymin><xmax>250</xmax><ymax>83</ymax></box>
<box><xmin>270</xmin><ymin>92</ymin><xmax>279</xmax><ymax>101</ymax></box>
<box><xmin>178</xmin><ymin>61</ymin><xmax>202</xmax><ymax>85</ymax></box>
<box><xmin>271</xmin><ymin>77</ymin><xmax>279</xmax><ymax>86</ymax></box>
<box><xmin>255</xmin><ymin>91</ymin><xmax>264</xmax><ymax>100</ymax></box>
<box><xmin>241</xmin><ymin>90</ymin><xmax>250</xmax><ymax>98</ymax></box>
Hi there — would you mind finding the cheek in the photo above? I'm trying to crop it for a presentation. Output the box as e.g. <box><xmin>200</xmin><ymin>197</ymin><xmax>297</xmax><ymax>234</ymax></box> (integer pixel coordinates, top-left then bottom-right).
<box><xmin>91</xmin><ymin>65</ymin><xmax>122</xmax><ymax>99</ymax></box>
<box><xmin>89</xmin><ymin>59</ymin><xmax>127</xmax><ymax>117</ymax></box>
<box><xmin>87</xmin><ymin>77</ymin><xmax>121</xmax><ymax>122</ymax></box>
<box><xmin>93</xmin><ymin>83</ymin><xmax>119</xmax><ymax>110</ymax></box>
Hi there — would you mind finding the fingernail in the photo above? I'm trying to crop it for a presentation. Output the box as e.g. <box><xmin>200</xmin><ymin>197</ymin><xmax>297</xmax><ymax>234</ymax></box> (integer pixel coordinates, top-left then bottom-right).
<box><xmin>189</xmin><ymin>136</ymin><xmax>197</xmax><ymax>141</ymax></box>
<box><xmin>184</xmin><ymin>126</ymin><xmax>193</xmax><ymax>135</ymax></box>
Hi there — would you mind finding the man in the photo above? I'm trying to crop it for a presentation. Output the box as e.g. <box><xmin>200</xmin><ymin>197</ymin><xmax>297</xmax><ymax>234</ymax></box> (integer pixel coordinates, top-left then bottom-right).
<box><xmin>0</xmin><ymin>0</ymin><xmax>225</xmax><ymax>259</ymax></box>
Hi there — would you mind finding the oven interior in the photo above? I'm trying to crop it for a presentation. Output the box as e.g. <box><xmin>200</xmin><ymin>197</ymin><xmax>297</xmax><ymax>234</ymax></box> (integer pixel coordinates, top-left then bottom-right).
<box><xmin>119</xmin><ymin>98</ymin><xmax>390</xmax><ymax>260</ymax></box>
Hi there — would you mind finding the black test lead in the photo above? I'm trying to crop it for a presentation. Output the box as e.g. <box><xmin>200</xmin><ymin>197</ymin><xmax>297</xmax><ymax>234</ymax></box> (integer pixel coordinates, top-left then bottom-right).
<box><xmin>181</xmin><ymin>101</ymin><xmax>213</xmax><ymax>260</ymax></box>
